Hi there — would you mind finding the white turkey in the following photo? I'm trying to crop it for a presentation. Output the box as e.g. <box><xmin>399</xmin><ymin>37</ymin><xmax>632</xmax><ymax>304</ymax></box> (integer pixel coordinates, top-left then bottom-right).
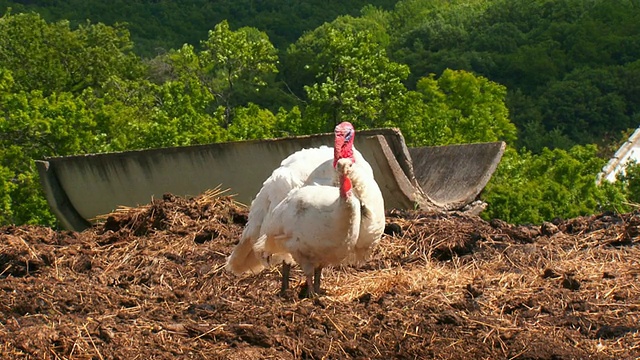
<box><xmin>225</xmin><ymin>122</ymin><xmax>385</xmax><ymax>293</ymax></box>
<box><xmin>254</xmin><ymin>158</ymin><xmax>361</xmax><ymax>297</ymax></box>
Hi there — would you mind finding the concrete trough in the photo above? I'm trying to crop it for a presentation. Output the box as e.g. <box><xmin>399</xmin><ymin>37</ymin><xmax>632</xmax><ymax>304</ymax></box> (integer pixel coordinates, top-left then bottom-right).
<box><xmin>36</xmin><ymin>128</ymin><xmax>505</xmax><ymax>231</ymax></box>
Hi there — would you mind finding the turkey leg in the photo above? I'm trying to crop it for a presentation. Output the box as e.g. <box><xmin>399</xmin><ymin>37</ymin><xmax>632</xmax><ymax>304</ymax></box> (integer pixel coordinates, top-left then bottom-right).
<box><xmin>313</xmin><ymin>266</ymin><xmax>323</xmax><ymax>294</ymax></box>
<box><xmin>280</xmin><ymin>262</ymin><xmax>291</xmax><ymax>294</ymax></box>
<box><xmin>305</xmin><ymin>272</ymin><xmax>315</xmax><ymax>297</ymax></box>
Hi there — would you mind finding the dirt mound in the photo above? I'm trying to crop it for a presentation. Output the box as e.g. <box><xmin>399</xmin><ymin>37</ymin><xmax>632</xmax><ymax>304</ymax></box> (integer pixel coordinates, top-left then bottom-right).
<box><xmin>1</xmin><ymin>191</ymin><xmax>639</xmax><ymax>359</ymax></box>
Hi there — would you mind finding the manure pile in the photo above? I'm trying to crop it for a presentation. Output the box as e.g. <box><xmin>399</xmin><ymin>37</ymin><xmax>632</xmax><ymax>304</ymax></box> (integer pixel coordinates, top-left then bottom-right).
<box><xmin>1</xmin><ymin>190</ymin><xmax>639</xmax><ymax>359</ymax></box>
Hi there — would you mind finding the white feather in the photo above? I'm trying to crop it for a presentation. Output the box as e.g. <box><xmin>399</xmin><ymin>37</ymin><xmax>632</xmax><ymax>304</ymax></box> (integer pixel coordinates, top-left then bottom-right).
<box><xmin>254</xmin><ymin>169</ymin><xmax>362</xmax><ymax>277</ymax></box>
<box><xmin>225</xmin><ymin>139</ymin><xmax>385</xmax><ymax>276</ymax></box>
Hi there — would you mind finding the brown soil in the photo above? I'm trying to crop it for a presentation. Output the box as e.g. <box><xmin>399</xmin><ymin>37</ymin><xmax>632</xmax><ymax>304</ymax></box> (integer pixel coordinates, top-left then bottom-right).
<box><xmin>1</xmin><ymin>190</ymin><xmax>639</xmax><ymax>359</ymax></box>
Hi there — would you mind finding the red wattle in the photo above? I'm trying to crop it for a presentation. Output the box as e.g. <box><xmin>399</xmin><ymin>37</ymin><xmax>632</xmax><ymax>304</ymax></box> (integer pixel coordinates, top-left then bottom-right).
<box><xmin>340</xmin><ymin>176</ymin><xmax>352</xmax><ymax>198</ymax></box>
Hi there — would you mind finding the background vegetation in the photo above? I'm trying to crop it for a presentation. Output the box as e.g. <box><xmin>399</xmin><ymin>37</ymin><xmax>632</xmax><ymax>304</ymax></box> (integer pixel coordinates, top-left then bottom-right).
<box><xmin>1</xmin><ymin>0</ymin><xmax>639</xmax><ymax>227</ymax></box>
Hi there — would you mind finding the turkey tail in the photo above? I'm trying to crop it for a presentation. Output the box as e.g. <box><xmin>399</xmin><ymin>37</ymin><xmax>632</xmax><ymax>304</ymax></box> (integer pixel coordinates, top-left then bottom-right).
<box><xmin>226</xmin><ymin>164</ymin><xmax>304</xmax><ymax>275</ymax></box>
<box><xmin>225</xmin><ymin>173</ymin><xmax>271</xmax><ymax>275</ymax></box>
<box><xmin>225</xmin><ymin>210</ymin><xmax>265</xmax><ymax>274</ymax></box>
<box><xmin>225</xmin><ymin>235</ymin><xmax>265</xmax><ymax>275</ymax></box>
<box><xmin>350</xmin><ymin>239</ymin><xmax>381</xmax><ymax>263</ymax></box>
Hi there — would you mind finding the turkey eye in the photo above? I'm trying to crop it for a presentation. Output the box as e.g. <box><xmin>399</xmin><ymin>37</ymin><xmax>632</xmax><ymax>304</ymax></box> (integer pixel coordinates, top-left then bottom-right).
<box><xmin>344</xmin><ymin>130</ymin><xmax>353</xmax><ymax>142</ymax></box>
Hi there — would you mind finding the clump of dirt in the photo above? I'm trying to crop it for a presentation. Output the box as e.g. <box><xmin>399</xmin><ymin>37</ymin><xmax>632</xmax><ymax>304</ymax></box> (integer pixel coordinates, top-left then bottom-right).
<box><xmin>0</xmin><ymin>191</ymin><xmax>639</xmax><ymax>359</ymax></box>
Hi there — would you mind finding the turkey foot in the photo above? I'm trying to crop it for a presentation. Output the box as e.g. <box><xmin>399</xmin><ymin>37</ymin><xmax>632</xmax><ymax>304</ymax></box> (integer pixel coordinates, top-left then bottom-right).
<box><xmin>299</xmin><ymin>267</ymin><xmax>325</xmax><ymax>298</ymax></box>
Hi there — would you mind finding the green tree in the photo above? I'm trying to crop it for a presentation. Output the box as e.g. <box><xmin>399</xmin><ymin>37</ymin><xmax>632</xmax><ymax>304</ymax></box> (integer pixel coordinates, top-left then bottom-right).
<box><xmin>400</xmin><ymin>69</ymin><xmax>516</xmax><ymax>147</ymax></box>
<box><xmin>227</xmin><ymin>103</ymin><xmax>276</xmax><ymax>141</ymax></box>
<box><xmin>388</xmin><ymin>0</ymin><xmax>489</xmax><ymax>86</ymax></box>
<box><xmin>0</xmin><ymin>11</ymin><xmax>143</xmax><ymax>95</ymax></box>
<box><xmin>155</xmin><ymin>21</ymin><xmax>279</xmax><ymax>128</ymax></box>
<box><xmin>483</xmin><ymin>145</ymin><xmax>622</xmax><ymax>224</ymax></box>
<box><xmin>273</xmin><ymin>106</ymin><xmax>304</xmax><ymax>137</ymax></box>
<box><xmin>81</xmin><ymin>76</ymin><xmax>159</xmax><ymax>152</ymax></box>
<box><xmin>0</xmin><ymin>164</ymin><xmax>16</xmax><ymax>224</ymax></box>
<box><xmin>388</xmin><ymin>0</ymin><xmax>640</xmax><ymax>154</ymax></box>
<box><xmin>200</xmin><ymin>21</ymin><xmax>278</xmax><ymax>126</ymax></box>
<box><xmin>298</xmin><ymin>26</ymin><xmax>409</xmax><ymax>132</ymax></box>
<box><xmin>0</xmin><ymin>69</ymin><xmax>98</xmax><ymax>226</ymax></box>
<box><xmin>0</xmin><ymin>0</ymin><xmax>398</xmax><ymax>57</ymax></box>
<box><xmin>613</xmin><ymin>161</ymin><xmax>640</xmax><ymax>206</ymax></box>
<box><xmin>283</xmin><ymin>14</ymin><xmax>395</xmax><ymax>109</ymax></box>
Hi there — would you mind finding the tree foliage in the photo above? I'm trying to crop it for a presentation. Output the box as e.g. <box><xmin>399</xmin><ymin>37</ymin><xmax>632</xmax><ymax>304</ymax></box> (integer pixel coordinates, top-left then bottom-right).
<box><xmin>0</xmin><ymin>0</ymin><xmax>398</xmax><ymax>57</ymax></box>
<box><xmin>0</xmin><ymin>68</ymin><xmax>93</xmax><ymax>226</ymax></box>
<box><xmin>0</xmin><ymin>11</ymin><xmax>143</xmax><ymax>95</ymax></box>
<box><xmin>482</xmin><ymin>145</ymin><xmax>625</xmax><ymax>224</ymax></box>
<box><xmin>1</xmin><ymin>2</ymin><xmax>640</xmax><ymax>227</ymax></box>
<box><xmin>388</xmin><ymin>0</ymin><xmax>640</xmax><ymax>152</ymax></box>
<box><xmin>296</xmin><ymin>25</ymin><xmax>410</xmax><ymax>132</ymax></box>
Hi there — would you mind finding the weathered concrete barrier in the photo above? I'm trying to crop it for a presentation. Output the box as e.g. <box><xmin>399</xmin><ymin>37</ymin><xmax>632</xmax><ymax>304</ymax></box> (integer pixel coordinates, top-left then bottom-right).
<box><xmin>36</xmin><ymin>128</ymin><xmax>505</xmax><ymax>231</ymax></box>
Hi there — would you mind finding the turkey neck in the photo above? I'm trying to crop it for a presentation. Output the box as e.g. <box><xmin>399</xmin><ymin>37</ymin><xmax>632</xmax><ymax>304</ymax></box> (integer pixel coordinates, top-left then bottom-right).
<box><xmin>339</xmin><ymin>173</ymin><xmax>353</xmax><ymax>199</ymax></box>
